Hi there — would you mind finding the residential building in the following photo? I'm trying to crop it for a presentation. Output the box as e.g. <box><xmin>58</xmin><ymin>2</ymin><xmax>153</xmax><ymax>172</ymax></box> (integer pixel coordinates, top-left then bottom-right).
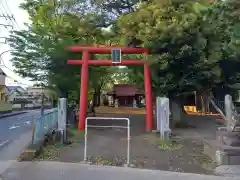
<box><xmin>5</xmin><ymin>85</ymin><xmax>26</xmax><ymax>102</ymax></box>
<box><xmin>26</xmin><ymin>86</ymin><xmax>55</xmax><ymax>107</ymax></box>
<box><xmin>27</xmin><ymin>86</ymin><xmax>53</xmax><ymax>100</ymax></box>
<box><xmin>0</xmin><ymin>68</ymin><xmax>12</xmax><ymax>112</ymax></box>
<box><xmin>6</xmin><ymin>86</ymin><xmax>54</xmax><ymax>109</ymax></box>
<box><xmin>0</xmin><ymin>68</ymin><xmax>6</xmax><ymax>101</ymax></box>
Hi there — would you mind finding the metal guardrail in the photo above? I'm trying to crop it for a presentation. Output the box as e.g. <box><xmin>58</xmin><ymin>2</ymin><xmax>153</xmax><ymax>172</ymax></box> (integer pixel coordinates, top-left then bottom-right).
<box><xmin>32</xmin><ymin>109</ymin><xmax>58</xmax><ymax>144</ymax></box>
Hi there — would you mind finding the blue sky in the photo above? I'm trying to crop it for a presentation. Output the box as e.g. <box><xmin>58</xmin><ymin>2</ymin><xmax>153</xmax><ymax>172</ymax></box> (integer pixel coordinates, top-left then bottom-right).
<box><xmin>0</xmin><ymin>0</ymin><xmax>32</xmax><ymax>86</ymax></box>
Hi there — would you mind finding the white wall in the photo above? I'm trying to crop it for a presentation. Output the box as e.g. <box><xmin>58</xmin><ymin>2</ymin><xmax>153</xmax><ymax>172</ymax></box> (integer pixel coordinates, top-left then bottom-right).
<box><xmin>7</xmin><ymin>91</ymin><xmax>17</xmax><ymax>102</ymax></box>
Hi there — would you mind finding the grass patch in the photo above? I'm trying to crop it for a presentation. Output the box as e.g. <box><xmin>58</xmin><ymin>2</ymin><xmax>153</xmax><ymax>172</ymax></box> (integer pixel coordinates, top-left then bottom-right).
<box><xmin>87</xmin><ymin>156</ymin><xmax>126</xmax><ymax>166</ymax></box>
<box><xmin>158</xmin><ymin>140</ymin><xmax>182</xmax><ymax>151</ymax></box>
<box><xmin>34</xmin><ymin>144</ymin><xmax>60</xmax><ymax>161</ymax></box>
<box><xmin>34</xmin><ymin>127</ymin><xmax>84</xmax><ymax>161</ymax></box>
<box><xmin>90</xmin><ymin>157</ymin><xmax>113</xmax><ymax>165</ymax></box>
<box><xmin>142</xmin><ymin>134</ymin><xmax>183</xmax><ymax>151</ymax></box>
<box><xmin>189</xmin><ymin>152</ymin><xmax>217</xmax><ymax>171</ymax></box>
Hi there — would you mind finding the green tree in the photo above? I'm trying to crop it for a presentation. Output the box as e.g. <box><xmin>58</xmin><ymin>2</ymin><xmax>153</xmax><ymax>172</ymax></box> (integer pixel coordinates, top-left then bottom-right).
<box><xmin>202</xmin><ymin>0</ymin><xmax>240</xmax><ymax>98</ymax></box>
<box><xmin>119</xmin><ymin>1</ymin><xmax>215</xmax><ymax>93</ymax></box>
<box><xmin>117</xmin><ymin>0</ymin><xmax>222</xmax><ymax>121</ymax></box>
<box><xmin>8</xmin><ymin>0</ymin><xmax>240</xmax><ymax>124</ymax></box>
<box><xmin>7</xmin><ymin>0</ymin><xmax>116</xmax><ymax>102</ymax></box>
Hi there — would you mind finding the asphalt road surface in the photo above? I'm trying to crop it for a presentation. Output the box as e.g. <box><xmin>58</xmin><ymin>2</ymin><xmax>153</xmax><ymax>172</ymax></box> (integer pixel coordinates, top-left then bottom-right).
<box><xmin>0</xmin><ymin>161</ymin><xmax>238</xmax><ymax>180</ymax></box>
<box><xmin>0</xmin><ymin>109</ymin><xmax>54</xmax><ymax>160</ymax></box>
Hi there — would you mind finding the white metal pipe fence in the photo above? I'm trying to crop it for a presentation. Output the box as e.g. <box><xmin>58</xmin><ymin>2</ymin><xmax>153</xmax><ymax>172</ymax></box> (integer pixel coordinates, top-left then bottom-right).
<box><xmin>84</xmin><ymin>117</ymin><xmax>131</xmax><ymax>165</ymax></box>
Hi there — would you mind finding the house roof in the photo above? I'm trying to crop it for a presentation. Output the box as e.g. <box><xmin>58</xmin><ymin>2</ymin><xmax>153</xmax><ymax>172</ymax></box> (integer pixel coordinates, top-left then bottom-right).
<box><xmin>107</xmin><ymin>84</ymin><xmax>144</xmax><ymax>96</ymax></box>
<box><xmin>6</xmin><ymin>86</ymin><xmax>22</xmax><ymax>92</ymax></box>
<box><xmin>5</xmin><ymin>85</ymin><xmax>26</xmax><ymax>96</ymax></box>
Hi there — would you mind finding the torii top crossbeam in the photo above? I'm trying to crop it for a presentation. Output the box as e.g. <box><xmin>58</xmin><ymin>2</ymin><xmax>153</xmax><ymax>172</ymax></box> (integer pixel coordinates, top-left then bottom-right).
<box><xmin>66</xmin><ymin>46</ymin><xmax>149</xmax><ymax>54</ymax></box>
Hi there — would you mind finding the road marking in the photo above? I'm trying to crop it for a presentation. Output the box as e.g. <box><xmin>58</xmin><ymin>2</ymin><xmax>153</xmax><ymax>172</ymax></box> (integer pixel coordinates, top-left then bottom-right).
<box><xmin>0</xmin><ymin>140</ymin><xmax>9</xmax><ymax>149</ymax></box>
<box><xmin>16</xmin><ymin>114</ymin><xmax>34</xmax><ymax>120</ymax></box>
<box><xmin>9</xmin><ymin>125</ymin><xmax>20</xmax><ymax>130</ymax></box>
<box><xmin>7</xmin><ymin>109</ymin><xmax>55</xmax><ymax>130</ymax></box>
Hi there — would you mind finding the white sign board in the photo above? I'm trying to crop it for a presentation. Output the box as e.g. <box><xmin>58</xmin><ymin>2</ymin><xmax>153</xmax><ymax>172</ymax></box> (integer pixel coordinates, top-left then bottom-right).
<box><xmin>112</xmin><ymin>49</ymin><xmax>121</xmax><ymax>63</ymax></box>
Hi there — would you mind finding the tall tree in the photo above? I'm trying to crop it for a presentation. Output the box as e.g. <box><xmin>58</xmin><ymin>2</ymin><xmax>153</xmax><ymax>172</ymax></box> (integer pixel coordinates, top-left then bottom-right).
<box><xmin>117</xmin><ymin>0</ymin><xmax>222</xmax><ymax>121</ymax></box>
<box><xmin>202</xmin><ymin>0</ymin><xmax>240</xmax><ymax>99</ymax></box>
<box><xmin>7</xmin><ymin>0</ymin><xmax>115</xmax><ymax>100</ymax></box>
<box><xmin>118</xmin><ymin>0</ymin><xmax>218</xmax><ymax>94</ymax></box>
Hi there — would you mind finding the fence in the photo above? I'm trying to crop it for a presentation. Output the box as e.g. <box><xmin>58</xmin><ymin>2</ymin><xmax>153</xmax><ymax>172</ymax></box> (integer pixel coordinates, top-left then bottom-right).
<box><xmin>32</xmin><ymin>108</ymin><xmax>58</xmax><ymax>144</ymax></box>
<box><xmin>84</xmin><ymin>117</ymin><xmax>131</xmax><ymax>165</ymax></box>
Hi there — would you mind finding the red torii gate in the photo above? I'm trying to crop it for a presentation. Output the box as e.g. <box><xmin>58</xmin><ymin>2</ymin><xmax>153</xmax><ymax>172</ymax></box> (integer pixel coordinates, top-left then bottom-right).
<box><xmin>66</xmin><ymin>46</ymin><xmax>154</xmax><ymax>132</ymax></box>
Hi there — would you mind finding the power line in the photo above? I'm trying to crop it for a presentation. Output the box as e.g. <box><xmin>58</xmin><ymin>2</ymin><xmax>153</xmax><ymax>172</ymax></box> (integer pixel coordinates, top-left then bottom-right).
<box><xmin>0</xmin><ymin>56</ymin><xmax>31</xmax><ymax>86</ymax></box>
<box><xmin>0</xmin><ymin>2</ymin><xmax>13</xmax><ymax>45</ymax></box>
<box><xmin>0</xmin><ymin>66</ymin><xmax>31</xmax><ymax>86</ymax></box>
<box><xmin>0</xmin><ymin>56</ymin><xmax>14</xmax><ymax>72</ymax></box>
<box><xmin>0</xmin><ymin>0</ymin><xmax>14</xmax><ymax>28</ymax></box>
<box><xmin>0</xmin><ymin>0</ymin><xmax>21</xmax><ymax>33</ymax></box>
<box><xmin>2</xmin><ymin>0</ymin><xmax>21</xmax><ymax>30</ymax></box>
<box><xmin>0</xmin><ymin>0</ymin><xmax>14</xmax><ymax>27</ymax></box>
<box><xmin>0</xmin><ymin>15</ymin><xmax>14</xmax><ymax>29</ymax></box>
<box><xmin>0</xmin><ymin>1</ymin><xmax>26</xmax><ymax>85</ymax></box>
<box><xmin>0</xmin><ymin>23</ymin><xmax>12</xmax><ymax>29</ymax></box>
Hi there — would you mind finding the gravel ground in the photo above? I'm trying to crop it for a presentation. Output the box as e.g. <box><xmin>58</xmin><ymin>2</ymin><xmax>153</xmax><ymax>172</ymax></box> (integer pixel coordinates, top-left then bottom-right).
<box><xmin>35</xmin><ymin>113</ymin><xmax>218</xmax><ymax>175</ymax></box>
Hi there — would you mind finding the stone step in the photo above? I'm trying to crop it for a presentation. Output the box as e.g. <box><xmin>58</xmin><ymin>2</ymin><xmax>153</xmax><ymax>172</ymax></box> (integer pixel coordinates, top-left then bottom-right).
<box><xmin>204</xmin><ymin>139</ymin><xmax>240</xmax><ymax>165</ymax></box>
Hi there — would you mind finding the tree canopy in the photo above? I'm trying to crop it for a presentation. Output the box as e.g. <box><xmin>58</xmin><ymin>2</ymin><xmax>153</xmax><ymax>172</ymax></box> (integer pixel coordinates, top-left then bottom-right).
<box><xmin>8</xmin><ymin>0</ymin><xmax>118</xmax><ymax>100</ymax></box>
<box><xmin>7</xmin><ymin>0</ymin><xmax>240</xmax><ymax>103</ymax></box>
<box><xmin>118</xmin><ymin>0</ymin><xmax>240</xmax><ymax>98</ymax></box>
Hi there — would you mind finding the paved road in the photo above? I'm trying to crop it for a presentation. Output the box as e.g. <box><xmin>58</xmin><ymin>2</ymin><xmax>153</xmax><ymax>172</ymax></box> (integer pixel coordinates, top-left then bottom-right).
<box><xmin>0</xmin><ymin>109</ymin><xmax>54</xmax><ymax>160</ymax></box>
<box><xmin>0</xmin><ymin>161</ymin><xmax>239</xmax><ymax>180</ymax></box>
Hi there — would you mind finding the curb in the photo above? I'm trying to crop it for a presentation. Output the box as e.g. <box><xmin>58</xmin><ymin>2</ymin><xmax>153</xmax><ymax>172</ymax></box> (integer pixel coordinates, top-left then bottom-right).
<box><xmin>18</xmin><ymin>130</ymin><xmax>58</xmax><ymax>161</ymax></box>
<box><xmin>18</xmin><ymin>139</ymin><xmax>44</xmax><ymax>161</ymax></box>
<box><xmin>0</xmin><ymin>140</ymin><xmax>11</xmax><ymax>150</ymax></box>
<box><xmin>0</xmin><ymin>112</ymin><xmax>27</xmax><ymax>119</ymax></box>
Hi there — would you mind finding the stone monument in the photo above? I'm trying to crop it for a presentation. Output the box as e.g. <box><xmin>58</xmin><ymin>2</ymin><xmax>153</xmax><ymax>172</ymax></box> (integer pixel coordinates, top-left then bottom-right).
<box><xmin>133</xmin><ymin>99</ymin><xmax>137</xmax><ymax>108</ymax></box>
<box><xmin>114</xmin><ymin>99</ymin><xmax>119</xmax><ymax>108</ymax></box>
<box><xmin>57</xmin><ymin>98</ymin><xmax>67</xmax><ymax>143</ymax></box>
<box><xmin>156</xmin><ymin>97</ymin><xmax>171</xmax><ymax>140</ymax></box>
<box><xmin>204</xmin><ymin>94</ymin><xmax>240</xmax><ymax>165</ymax></box>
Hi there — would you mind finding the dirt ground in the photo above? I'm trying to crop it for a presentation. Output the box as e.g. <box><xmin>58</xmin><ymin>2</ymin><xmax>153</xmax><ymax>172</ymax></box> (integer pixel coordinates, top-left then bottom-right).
<box><xmin>35</xmin><ymin>112</ymin><xmax>219</xmax><ymax>175</ymax></box>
